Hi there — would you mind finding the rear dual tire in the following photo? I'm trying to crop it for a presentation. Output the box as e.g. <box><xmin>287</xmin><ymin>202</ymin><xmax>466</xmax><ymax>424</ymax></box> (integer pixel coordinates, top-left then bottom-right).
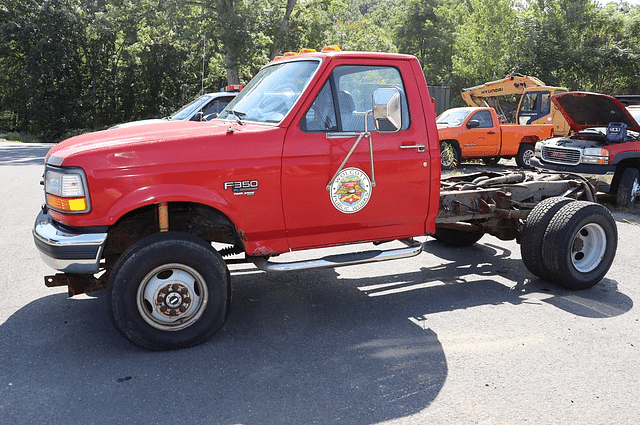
<box><xmin>541</xmin><ymin>201</ymin><xmax>617</xmax><ymax>289</ymax></box>
<box><xmin>522</xmin><ymin>199</ymin><xmax>617</xmax><ymax>289</ymax></box>
<box><xmin>521</xmin><ymin>197</ymin><xmax>573</xmax><ymax>280</ymax></box>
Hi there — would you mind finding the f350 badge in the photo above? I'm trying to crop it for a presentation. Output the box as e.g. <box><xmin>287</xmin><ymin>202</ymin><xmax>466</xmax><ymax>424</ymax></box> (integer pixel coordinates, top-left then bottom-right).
<box><xmin>224</xmin><ymin>180</ymin><xmax>258</xmax><ymax>196</ymax></box>
<box><xmin>330</xmin><ymin>168</ymin><xmax>372</xmax><ymax>213</ymax></box>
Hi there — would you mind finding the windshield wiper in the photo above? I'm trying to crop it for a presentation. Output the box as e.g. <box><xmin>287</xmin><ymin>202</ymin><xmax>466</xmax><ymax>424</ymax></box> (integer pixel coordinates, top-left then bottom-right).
<box><xmin>228</xmin><ymin>109</ymin><xmax>246</xmax><ymax>125</ymax></box>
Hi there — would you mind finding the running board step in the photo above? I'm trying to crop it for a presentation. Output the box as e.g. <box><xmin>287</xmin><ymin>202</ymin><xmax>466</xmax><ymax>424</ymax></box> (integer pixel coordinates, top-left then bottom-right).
<box><xmin>250</xmin><ymin>241</ymin><xmax>424</xmax><ymax>272</ymax></box>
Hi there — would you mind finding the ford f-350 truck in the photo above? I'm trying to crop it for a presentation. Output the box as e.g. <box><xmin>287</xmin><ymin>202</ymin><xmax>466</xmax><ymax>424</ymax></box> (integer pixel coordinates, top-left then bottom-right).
<box><xmin>33</xmin><ymin>48</ymin><xmax>618</xmax><ymax>350</ymax></box>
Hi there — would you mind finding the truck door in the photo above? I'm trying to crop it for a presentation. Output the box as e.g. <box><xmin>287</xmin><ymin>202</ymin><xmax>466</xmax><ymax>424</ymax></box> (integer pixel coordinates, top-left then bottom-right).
<box><xmin>460</xmin><ymin>109</ymin><xmax>500</xmax><ymax>157</ymax></box>
<box><xmin>281</xmin><ymin>62</ymin><xmax>433</xmax><ymax>250</ymax></box>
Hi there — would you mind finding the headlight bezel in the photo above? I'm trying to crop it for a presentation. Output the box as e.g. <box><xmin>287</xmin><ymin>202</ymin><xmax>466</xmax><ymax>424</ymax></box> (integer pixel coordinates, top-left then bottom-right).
<box><xmin>534</xmin><ymin>141</ymin><xmax>543</xmax><ymax>158</ymax></box>
<box><xmin>44</xmin><ymin>165</ymin><xmax>91</xmax><ymax>213</ymax></box>
<box><xmin>581</xmin><ymin>147</ymin><xmax>610</xmax><ymax>165</ymax></box>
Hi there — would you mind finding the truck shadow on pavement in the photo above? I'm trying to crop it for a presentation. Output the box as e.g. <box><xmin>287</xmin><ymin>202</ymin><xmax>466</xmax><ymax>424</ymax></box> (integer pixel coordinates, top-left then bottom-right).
<box><xmin>349</xmin><ymin>240</ymin><xmax>632</xmax><ymax>320</ymax></box>
<box><xmin>0</xmin><ymin>277</ymin><xmax>447</xmax><ymax>425</ymax></box>
<box><xmin>0</xmin><ymin>239</ymin><xmax>632</xmax><ymax>425</ymax></box>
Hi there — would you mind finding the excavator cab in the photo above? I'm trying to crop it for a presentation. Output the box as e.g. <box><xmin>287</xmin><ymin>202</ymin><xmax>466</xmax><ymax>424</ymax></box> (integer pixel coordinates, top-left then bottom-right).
<box><xmin>516</xmin><ymin>87</ymin><xmax>569</xmax><ymax>135</ymax></box>
<box><xmin>517</xmin><ymin>90</ymin><xmax>552</xmax><ymax>125</ymax></box>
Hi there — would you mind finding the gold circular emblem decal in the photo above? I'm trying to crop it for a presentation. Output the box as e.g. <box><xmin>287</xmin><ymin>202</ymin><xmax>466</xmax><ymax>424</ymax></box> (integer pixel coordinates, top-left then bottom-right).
<box><xmin>330</xmin><ymin>167</ymin><xmax>372</xmax><ymax>213</ymax></box>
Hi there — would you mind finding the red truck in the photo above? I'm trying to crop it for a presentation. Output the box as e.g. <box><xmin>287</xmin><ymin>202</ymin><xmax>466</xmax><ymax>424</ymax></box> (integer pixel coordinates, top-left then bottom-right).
<box><xmin>437</xmin><ymin>106</ymin><xmax>554</xmax><ymax>170</ymax></box>
<box><xmin>34</xmin><ymin>48</ymin><xmax>618</xmax><ymax>350</ymax></box>
<box><xmin>531</xmin><ymin>92</ymin><xmax>640</xmax><ymax>208</ymax></box>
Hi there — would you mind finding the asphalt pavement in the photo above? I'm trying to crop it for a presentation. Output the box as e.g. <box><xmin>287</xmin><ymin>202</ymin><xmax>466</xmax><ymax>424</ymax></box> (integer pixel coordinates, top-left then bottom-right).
<box><xmin>1</xmin><ymin>142</ymin><xmax>638</xmax><ymax>424</ymax></box>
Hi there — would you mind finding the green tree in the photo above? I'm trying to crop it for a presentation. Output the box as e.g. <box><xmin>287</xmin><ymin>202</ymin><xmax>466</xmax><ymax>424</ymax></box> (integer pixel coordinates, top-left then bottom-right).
<box><xmin>1</xmin><ymin>1</ymin><xmax>85</xmax><ymax>139</ymax></box>
<box><xmin>395</xmin><ymin>0</ymin><xmax>457</xmax><ymax>85</ymax></box>
<box><xmin>512</xmin><ymin>0</ymin><xmax>640</xmax><ymax>94</ymax></box>
<box><xmin>451</xmin><ymin>0</ymin><xmax>518</xmax><ymax>85</ymax></box>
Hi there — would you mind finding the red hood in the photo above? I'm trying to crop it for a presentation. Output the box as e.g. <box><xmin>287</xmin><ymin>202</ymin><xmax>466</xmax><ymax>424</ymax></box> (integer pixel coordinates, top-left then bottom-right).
<box><xmin>46</xmin><ymin>120</ymin><xmax>266</xmax><ymax>165</ymax></box>
<box><xmin>551</xmin><ymin>91</ymin><xmax>640</xmax><ymax>133</ymax></box>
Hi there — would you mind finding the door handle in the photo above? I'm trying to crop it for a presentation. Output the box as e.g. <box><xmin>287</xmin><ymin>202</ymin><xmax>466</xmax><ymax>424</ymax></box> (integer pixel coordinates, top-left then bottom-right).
<box><xmin>399</xmin><ymin>144</ymin><xmax>426</xmax><ymax>153</ymax></box>
<box><xmin>487</xmin><ymin>131</ymin><xmax>496</xmax><ymax>134</ymax></box>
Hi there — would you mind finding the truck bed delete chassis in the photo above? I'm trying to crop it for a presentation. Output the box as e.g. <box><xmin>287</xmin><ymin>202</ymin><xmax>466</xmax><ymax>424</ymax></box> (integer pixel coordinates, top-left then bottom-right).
<box><xmin>436</xmin><ymin>170</ymin><xmax>594</xmax><ymax>241</ymax></box>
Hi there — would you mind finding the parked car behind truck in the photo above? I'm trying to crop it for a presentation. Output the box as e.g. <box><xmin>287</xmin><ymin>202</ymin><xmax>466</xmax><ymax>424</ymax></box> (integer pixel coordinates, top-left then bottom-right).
<box><xmin>531</xmin><ymin>92</ymin><xmax>640</xmax><ymax>207</ymax></box>
<box><xmin>109</xmin><ymin>85</ymin><xmax>242</xmax><ymax>129</ymax></box>
<box><xmin>437</xmin><ymin>106</ymin><xmax>554</xmax><ymax>169</ymax></box>
<box><xmin>34</xmin><ymin>49</ymin><xmax>617</xmax><ymax>350</ymax></box>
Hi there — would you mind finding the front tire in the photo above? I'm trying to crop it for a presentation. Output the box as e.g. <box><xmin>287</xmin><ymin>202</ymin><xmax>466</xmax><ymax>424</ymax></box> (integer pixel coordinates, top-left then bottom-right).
<box><xmin>541</xmin><ymin>202</ymin><xmax>617</xmax><ymax>289</ymax></box>
<box><xmin>108</xmin><ymin>232</ymin><xmax>231</xmax><ymax>350</ymax></box>
<box><xmin>616</xmin><ymin>167</ymin><xmax>639</xmax><ymax>207</ymax></box>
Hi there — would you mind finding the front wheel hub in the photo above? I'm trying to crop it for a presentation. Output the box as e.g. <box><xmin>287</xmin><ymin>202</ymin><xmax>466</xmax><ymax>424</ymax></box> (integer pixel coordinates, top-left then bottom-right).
<box><xmin>157</xmin><ymin>283</ymin><xmax>192</xmax><ymax>316</ymax></box>
<box><xmin>137</xmin><ymin>264</ymin><xmax>208</xmax><ymax>331</ymax></box>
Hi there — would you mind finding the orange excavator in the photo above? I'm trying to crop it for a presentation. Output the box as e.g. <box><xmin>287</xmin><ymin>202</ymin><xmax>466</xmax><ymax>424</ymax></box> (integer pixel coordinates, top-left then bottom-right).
<box><xmin>461</xmin><ymin>74</ymin><xmax>570</xmax><ymax>136</ymax></box>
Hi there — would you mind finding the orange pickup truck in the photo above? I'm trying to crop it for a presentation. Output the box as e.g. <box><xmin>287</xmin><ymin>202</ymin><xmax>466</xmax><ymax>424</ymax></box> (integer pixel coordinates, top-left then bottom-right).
<box><xmin>437</xmin><ymin>106</ymin><xmax>554</xmax><ymax>169</ymax></box>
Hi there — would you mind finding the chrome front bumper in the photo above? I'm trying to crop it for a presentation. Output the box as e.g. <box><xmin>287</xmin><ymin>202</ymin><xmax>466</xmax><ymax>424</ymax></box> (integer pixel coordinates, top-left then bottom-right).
<box><xmin>33</xmin><ymin>209</ymin><xmax>108</xmax><ymax>274</ymax></box>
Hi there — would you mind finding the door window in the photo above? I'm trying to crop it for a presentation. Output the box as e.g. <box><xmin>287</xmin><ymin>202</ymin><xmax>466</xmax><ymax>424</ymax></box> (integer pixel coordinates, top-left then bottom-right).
<box><xmin>302</xmin><ymin>65</ymin><xmax>410</xmax><ymax>133</ymax></box>
<box><xmin>521</xmin><ymin>92</ymin><xmax>538</xmax><ymax>112</ymax></box>
<box><xmin>301</xmin><ymin>81</ymin><xmax>337</xmax><ymax>131</ymax></box>
<box><xmin>201</xmin><ymin>96</ymin><xmax>235</xmax><ymax>119</ymax></box>
<box><xmin>541</xmin><ymin>92</ymin><xmax>551</xmax><ymax>114</ymax></box>
<box><xmin>470</xmin><ymin>110</ymin><xmax>494</xmax><ymax>128</ymax></box>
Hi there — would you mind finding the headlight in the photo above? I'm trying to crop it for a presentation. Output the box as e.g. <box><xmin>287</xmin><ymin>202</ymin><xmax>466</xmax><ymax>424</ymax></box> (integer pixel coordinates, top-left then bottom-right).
<box><xmin>44</xmin><ymin>167</ymin><xmax>90</xmax><ymax>213</ymax></box>
<box><xmin>581</xmin><ymin>148</ymin><xmax>609</xmax><ymax>165</ymax></box>
<box><xmin>534</xmin><ymin>141</ymin><xmax>543</xmax><ymax>157</ymax></box>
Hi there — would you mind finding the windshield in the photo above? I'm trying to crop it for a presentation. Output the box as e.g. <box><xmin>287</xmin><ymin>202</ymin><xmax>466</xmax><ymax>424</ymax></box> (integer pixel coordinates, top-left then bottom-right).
<box><xmin>170</xmin><ymin>95</ymin><xmax>212</xmax><ymax>120</ymax></box>
<box><xmin>627</xmin><ymin>107</ymin><xmax>640</xmax><ymax>122</ymax></box>
<box><xmin>436</xmin><ymin>109</ymin><xmax>471</xmax><ymax>126</ymax></box>
<box><xmin>218</xmin><ymin>60</ymin><xmax>319</xmax><ymax>124</ymax></box>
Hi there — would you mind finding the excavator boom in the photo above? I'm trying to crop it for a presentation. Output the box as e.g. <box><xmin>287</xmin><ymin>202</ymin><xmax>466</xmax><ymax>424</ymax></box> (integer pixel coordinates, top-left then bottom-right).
<box><xmin>461</xmin><ymin>74</ymin><xmax>547</xmax><ymax>108</ymax></box>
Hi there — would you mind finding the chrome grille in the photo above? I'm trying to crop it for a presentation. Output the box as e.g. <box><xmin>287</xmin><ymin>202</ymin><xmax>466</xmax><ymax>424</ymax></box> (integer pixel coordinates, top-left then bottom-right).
<box><xmin>540</xmin><ymin>146</ymin><xmax>582</xmax><ymax>165</ymax></box>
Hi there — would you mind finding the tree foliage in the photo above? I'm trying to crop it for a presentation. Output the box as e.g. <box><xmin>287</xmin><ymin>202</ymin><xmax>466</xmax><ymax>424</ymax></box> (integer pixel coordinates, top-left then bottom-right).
<box><xmin>2</xmin><ymin>0</ymin><xmax>640</xmax><ymax>139</ymax></box>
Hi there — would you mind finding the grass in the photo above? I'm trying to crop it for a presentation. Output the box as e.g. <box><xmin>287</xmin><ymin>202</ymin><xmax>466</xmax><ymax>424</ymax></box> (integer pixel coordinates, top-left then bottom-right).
<box><xmin>600</xmin><ymin>199</ymin><xmax>640</xmax><ymax>217</ymax></box>
<box><xmin>1</xmin><ymin>129</ymin><xmax>98</xmax><ymax>144</ymax></box>
<box><xmin>0</xmin><ymin>131</ymin><xmax>42</xmax><ymax>144</ymax></box>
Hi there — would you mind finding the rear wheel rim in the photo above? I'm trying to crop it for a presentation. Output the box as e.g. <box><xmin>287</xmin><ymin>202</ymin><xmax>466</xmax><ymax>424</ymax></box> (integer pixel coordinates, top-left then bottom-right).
<box><xmin>522</xmin><ymin>149</ymin><xmax>534</xmax><ymax>166</ymax></box>
<box><xmin>441</xmin><ymin>142</ymin><xmax>456</xmax><ymax>168</ymax></box>
<box><xmin>571</xmin><ymin>223</ymin><xmax>607</xmax><ymax>273</ymax></box>
<box><xmin>136</xmin><ymin>263</ymin><xmax>209</xmax><ymax>331</ymax></box>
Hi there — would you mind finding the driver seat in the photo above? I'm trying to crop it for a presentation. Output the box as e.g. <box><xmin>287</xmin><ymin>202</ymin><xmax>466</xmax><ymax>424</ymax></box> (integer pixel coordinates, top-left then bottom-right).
<box><xmin>338</xmin><ymin>90</ymin><xmax>362</xmax><ymax>131</ymax></box>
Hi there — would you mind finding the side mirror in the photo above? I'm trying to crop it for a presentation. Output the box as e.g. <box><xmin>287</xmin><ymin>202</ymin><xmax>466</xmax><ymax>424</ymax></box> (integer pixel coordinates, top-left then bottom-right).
<box><xmin>466</xmin><ymin>119</ymin><xmax>480</xmax><ymax>128</ymax></box>
<box><xmin>372</xmin><ymin>88</ymin><xmax>402</xmax><ymax>133</ymax></box>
